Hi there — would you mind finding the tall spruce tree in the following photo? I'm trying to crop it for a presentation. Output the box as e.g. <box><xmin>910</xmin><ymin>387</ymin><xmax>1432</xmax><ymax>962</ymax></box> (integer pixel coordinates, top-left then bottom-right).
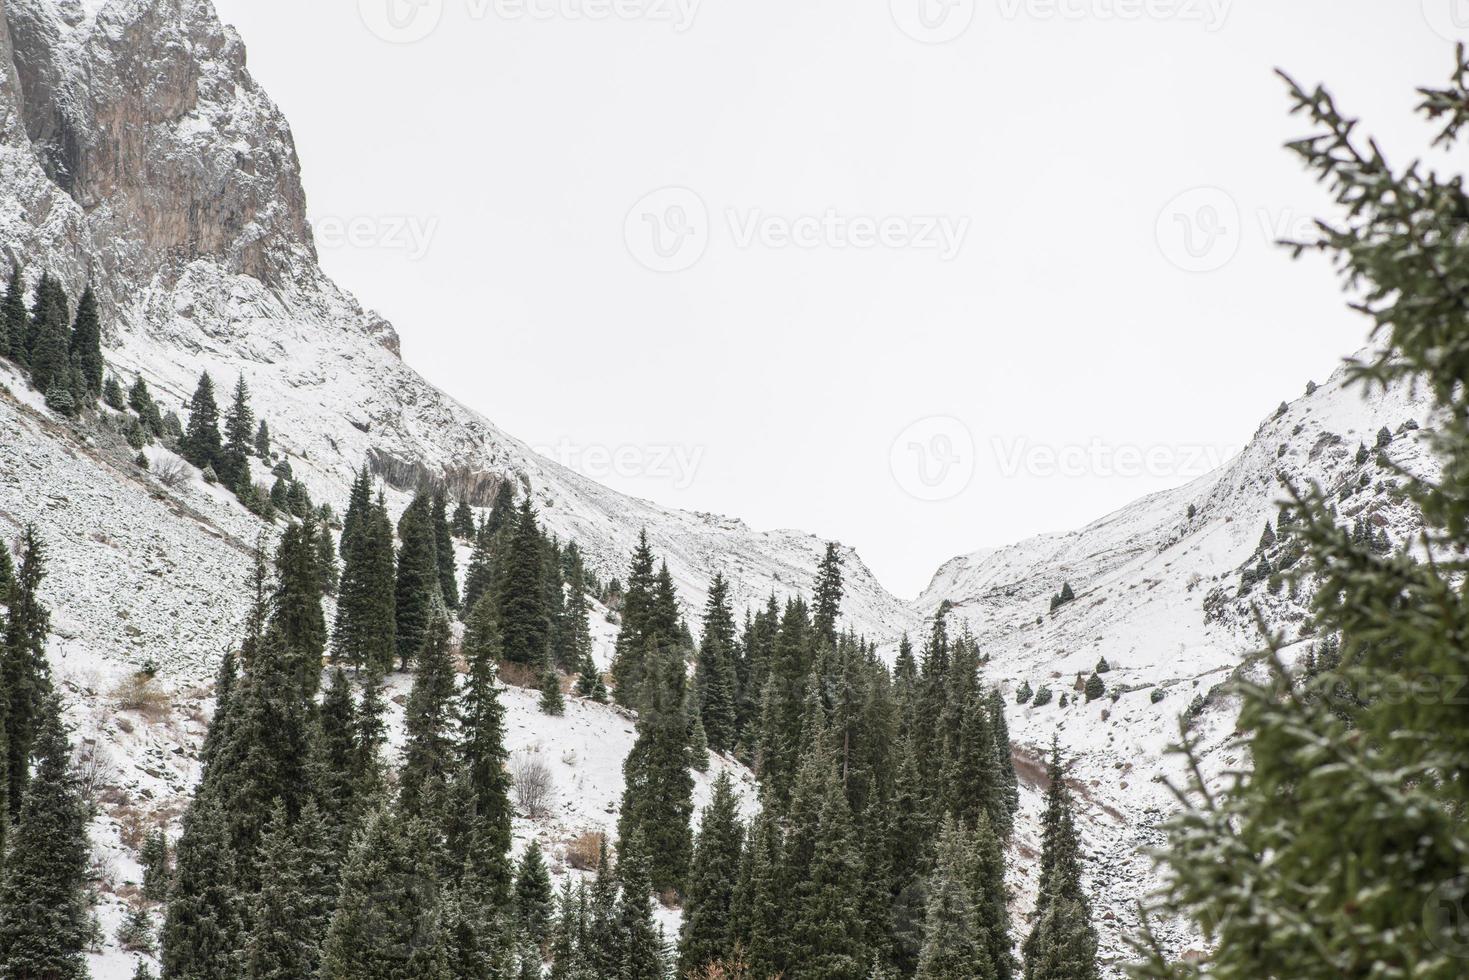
<box><xmin>610</xmin><ymin>530</ymin><xmax>657</xmax><ymax>706</ymax></box>
<box><xmin>270</xmin><ymin>513</ymin><xmax>327</xmax><ymax>698</ymax></box>
<box><xmin>617</xmin><ymin>642</ymin><xmax>694</xmax><ymax>895</ymax></box>
<box><xmin>334</xmin><ymin>488</ymin><xmax>397</xmax><ymax>673</ymax></box>
<box><xmin>0</xmin><ymin>699</ymin><xmax>89</xmax><ymax>980</ymax></box>
<box><xmin>1</xmin><ymin>266</ymin><xmax>25</xmax><ymax>365</ymax></box>
<box><xmin>461</xmin><ymin>517</ymin><xmax>497</xmax><ymax>617</ymax></box>
<box><xmin>456</xmin><ymin>612</ymin><xmax>514</xmax><ymax>910</ymax></box>
<box><xmin>496</xmin><ymin>498</ymin><xmax>549</xmax><ymax>668</ymax></box>
<box><xmin>615</xmin><ymin>836</ymin><xmax>667</xmax><ymax>980</ymax></box>
<box><xmin>431</xmin><ymin>487</ymin><xmax>459</xmax><ymax>610</ymax></box>
<box><xmin>399</xmin><ymin>612</ymin><xmax>459</xmax><ymax>817</ymax></box>
<box><xmin>242</xmin><ymin>801</ymin><xmax>334</xmax><ymax>980</ymax></box>
<box><xmin>811</xmin><ymin>542</ymin><xmax>845</xmax><ymax>645</ymax></box>
<box><xmin>1022</xmin><ymin>744</ymin><xmax>1097</xmax><ymax>980</ymax></box>
<box><xmin>1132</xmin><ymin>48</ymin><xmax>1469</xmax><ymax>980</ymax></box>
<box><xmin>161</xmin><ymin>792</ymin><xmax>241</xmax><ymax>980</ymax></box>
<box><xmin>220</xmin><ymin>377</ymin><xmax>255</xmax><ymax>491</ymax></box>
<box><xmin>68</xmin><ymin>284</ymin><xmax>103</xmax><ymax>403</ymax></box>
<box><xmin>180</xmin><ymin>372</ymin><xmax>223</xmax><ymax>472</ymax></box>
<box><xmin>27</xmin><ymin>274</ymin><xmax>70</xmax><ymax>396</ymax></box>
<box><xmin>678</xmin><ymin>770</ymin><xmax>745</xmax><ymax>976</ymax></box>
<box><xmin>514</xmin><ymin>842</ymin><xmax>554</xmax><ymax>948</ymax></box>
<box><xmin>915</xmin><ymin>818</ymin><xmax>996</xmax><ymax>980</ymax></box>
<box><xmin>395</xmin><ymin>490</ymin><xmax>441</xmax><ymax>669</ymax></box>
<box><xmin>3</xmin><ymin>526</ymin><xmax>52</xmax><ymax>819</ymax></box>
<box><xmin>696</xmin><ymin>576</ymin><xmax>739</xmax><ymax>755</ymax></box>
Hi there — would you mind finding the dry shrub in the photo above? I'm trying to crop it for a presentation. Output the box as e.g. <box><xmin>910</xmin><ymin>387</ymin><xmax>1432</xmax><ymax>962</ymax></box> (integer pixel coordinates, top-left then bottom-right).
<box><xmin>112</xmin><ymin>672</ymin><xmax>170</xmax><ymax>722</ymax></box>
<box><xmin>689</xmin><ymin>952</ymin><xmax>774</xmax><ymax>980</ymax></box>
<box><xmin>114</xmin><ymin>803</ymin><xmax>151</xmax><ymax>850</ymax></box>
<box><xmin>512</xmin><ymin>751</ymin><xmax>554</xmax><ymax>818</ymax></box>
<box><xmin>497</xmin><ymin>660</ymin><xmax>541</xmax><ymax>690</ymax></box>
<box><xmin>563</xmin><ymin>830</ymin><xmax>604</xmax><ymax>871</ymax></box>
<box><xmin>153</xmin><ymin>456</ymin><xmax>187</xmax><ymax>489</ymax></box>
<box><xmin>73</xmin><ymin>741</ymin><xmax>119</xmax><ymax>818</ymax></box>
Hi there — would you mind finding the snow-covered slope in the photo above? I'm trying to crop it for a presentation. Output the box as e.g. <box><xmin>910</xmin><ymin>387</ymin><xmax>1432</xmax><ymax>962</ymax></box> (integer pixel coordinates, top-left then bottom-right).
<box><xmin>0</xmin><ymin>0</ymin><xmax>917</xmax><ymax>645</ymax></box>
<box><xmin>917</xmin><ymin>354</ymin><xmax>1435</xmax><ymax>964</ymax></box>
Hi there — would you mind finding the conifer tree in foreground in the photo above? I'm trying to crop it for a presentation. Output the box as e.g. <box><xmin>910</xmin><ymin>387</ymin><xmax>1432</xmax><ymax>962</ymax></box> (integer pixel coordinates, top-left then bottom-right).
<box><xmin>514</xmin><ymin>841</ymin><xmax>554</xmax><ymax>949</ymax></box>
<box><xmin>457</xmin><ymin>613</ymin><xmax>514</xmax><ymax>909</ymax></box>
<box><xmin>399</xmin><ymin>612</ymin><xmax>458</xmax><ymax>816</ymax></box>
<box><xmin>679</xmin><ymin>770</ymin><xmax>746</xmax><ymax>977</ymax></box>
<box><xmin>220</xmin><ymin>376</ymin><xmax>255</xmax><ymax>492</ymax></box>
<box><xmin>916</xmin><ymin>818</ymin><xmax>994</xmax><ymax>980</ymax></box>
<box><xmin>497</xmin><ymin>498</ymin><xmax>550</xmax><ymax>667</ymax></box>
<box><xmin>617</xmin><ymin>642</ymin><xmax>694</xmax><ymax>895</ymax></box>
<box><xmin>0</xmin><ymin>699</ymin><xmax>89</xmax><ymax>980</ymax></box>
<box><xmin>615</xmin><ymin>836</ymin><xmax>668</xmax><ymax>980</ymax></box>
<box><xmin>395</xmin><ymin>489</ymin><xmax>441</xmax><ymax>668</ymax></box>
<box><xmin>334</xmin><ymin>484</ymin><xmax>397</xmax><ymax>673</ymax></box>
<box><xmin>1132</xmin><ymin>46</ymin><xmax>1469</xmax><ymax>980</ymax></box>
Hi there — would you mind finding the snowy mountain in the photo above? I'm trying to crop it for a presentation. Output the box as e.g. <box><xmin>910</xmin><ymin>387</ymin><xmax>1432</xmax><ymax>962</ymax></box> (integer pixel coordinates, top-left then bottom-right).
<box><xmin>0</xmin><ymin>0</ymin><xmax>917</xmax><ymax>647</ymax></box>
<box><xmin>0</xmin><ymin>0</ymin><xmax>1447</xmax><ymax>975</ymax></box>
<box><xmin>916</xmin><ymin>353</ymin><xmax>1435</xmax><ymax>962</ymax></box>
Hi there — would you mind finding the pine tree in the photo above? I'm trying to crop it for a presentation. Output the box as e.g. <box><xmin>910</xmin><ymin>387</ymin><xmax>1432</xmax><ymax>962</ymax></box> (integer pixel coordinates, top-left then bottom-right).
<box><xmin>68</xmin><ymin>284</ymin><xmax>103</xmax><ymax>403</ymax></box>
<box><xmin>730</xmin><ymin>803</ymin><xmax>785</xmax><ymax>979</ymax></box>
<box><xmin>243</xmin><ymin>801</ymin><xmax>332</xmax><ymax>980</ymax></box>
<box><xmin>461</xmin><ymin>518</ymin><xmax>497</xmax><ymax>618</ymax></box>
<box><xmin>320</xmin><ymin>808</ymin><xmax>450</xmax><ymax>980</ymax></box>
<box><xmin>311</xmin><ymin>668</ymin><xmax>363</xmax><ymax>854</ymax></box>
<box><xmin>3</xmin><ymin>526</ymin><xmax>52</xmax><ymax>819</ymax></box>
<box><xmin>395</xmin><ymin>490</ymin><xmax>441</xmax><ymax>668</ymax></box>
<box><xmin>400</xmin><ymin>612</ymin><xmax>459</xmax><ymax>816</ymax></box>
<box><xmin>432</xmin><ymin>487</ymin><xmax>459</xmax><ymax>610</ymax></box>
<box><xmin>617</xmin><ymin>643</ymin><xmax>694</xmax><ymax>895</ymax></box>
<box><xmin>615</xmin><ymin>837</ymin><xmax>667</xmax><ymax>980</ymax></box>
<box><xmin>678</xmin><ymin>771</ymin><xmax>745</xmax><ymax>976</ymax></box>
<box><xmin>539</xmin><ymin>668</ymin><xmax>566</xmax><ymax>716</ymax></box>
<box><xmin>27</xmin><ymin>274</ymin><xmax>70</xmax><ymax>396</ymax></box>
<box><xmin>269</xmin><ymin>513</ymin><xmax>327</xmax><ymax>698</ymax></box>
<box><xmin>1022</xmin><ymin>744</ymin><xmax>1097</xmax><ymax>980</ymax></box>
<box><xmin>788</xmin><ymin>744</ymin><xmax>867</xmax><ymax>980</ymax></box>
<box><xmin>334</xmin><ymin>490</ymin><xmax>397</xmax><ymax>673</ymax></box>
<box><xmin>117</xmin><ymin>904</ymin><xmax>156</xmax><ymax>954</ymax></box>
<box><xmin>0</xmin><ymin>699</ymin><xmax>89</xmax><ymax>980</ymax></box>
<box><xmin>1134</xmin><ymin>51</ymin><xmax>1469</xmax><ymax>979</ymax></box>
<box><xmin>180</xmin><ymin>372</ymin><xmax>223</xmax><ymax>472</ymax></box>
<box><xmin>916</xmin><ymin>818</ymin><xmax>994</xmax><ymax>980</ymax></box>
<box><xmin>584</xmin><ymin>838</ymin><xmax>621</xmax><ymax>978</ymax></box>
<box><xmin>611</xmin><ymin>530</ymin><xmax>658</xmax><ymax>706</ymax></box>
<box><xmin>1</xmin><ymin>266</ymin><xmax>25</xmax><ymax>365</ymax></box>
<box><xmin>456</xmin><ymin>615</ymin><xmax>514</xmax><ymax>910</ymax></box>
<box><xmin>514</xmin><ymin>842</ymin><xmax>554</xmax><ymax>948</ymax></box>
<box><xmin>161</xmin><ymin>792</ymin><xmax>241</xmax><ymax>980</ymax></box>
<box><xmin>128</xmin><ymin>377</ymin><xmax>164</xmax><ymax>436</ymax></box>
<box><xmin>1083</xmin><ymin>673</ymin><xmax>1104</xmax><ymax>703</ymax></box>
<box><xmin>140</xmin><ymin>829</ymin><xmax>171</xmax><ymax>903</ymax></box>
<box><xmin>497</xmin><ymin>498</ymin><xmax>549</xmax><ymax>667</ymax></box>
<box><xmin>811</xmin><ymin>542</ymin><xmax>845</xmax><ymax>644</ymax></box>
<box><xmin>451</xmin><ymin>498</ymin><xmax>475</xmax><ymax>539</ymax></box>
<box><xmin>219</xmin><ymin>376</ymin><xmax>255</xmax><ymax>491</ymax></box>
<box><xmin>696</xmin><ymin>577</ymin><xmax>739</xmax><ymax>755</ymax></box>
<box><xmin>254</xmin><ymin>419</ymin><xmax>271</xmax><ymax>458</ymax></box>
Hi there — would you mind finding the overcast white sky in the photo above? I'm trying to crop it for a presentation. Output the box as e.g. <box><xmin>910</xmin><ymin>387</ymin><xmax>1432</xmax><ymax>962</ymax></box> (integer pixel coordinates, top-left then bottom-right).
<box><xmin>212</xmin><ymin>0</ymin><xmax>1456</xmax><ymax>599</ymax></box>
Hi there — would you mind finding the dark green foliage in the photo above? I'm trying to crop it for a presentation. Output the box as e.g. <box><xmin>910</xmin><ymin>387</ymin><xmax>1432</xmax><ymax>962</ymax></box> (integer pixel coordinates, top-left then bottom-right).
<box><xmin>319</xmin><ymin>808</ymin><xmax>450</xmax><ymax>980</ymax></box>
<box><xmin>496</xmin><ymin>498</ymin><xmax>550</xmax><ymax>668</ymax></box>
<box><xmin>679</xmin><ymin>771</ymin><xmax>745</xmax><ymax>977</ymax></box>
<box><xmin>140</xmin><ymin>829</ymin><xmax>171</xmax><ymax>903</ymax></box>
<box><xmin>611</xmin><ymin>531</ymin><xmax>658</xmax><ymax>707</ymax></box>
<box><xmin>1134</xmin><ymin>50</ymin><xmax>1469</xmax><ymax>980</ymax></box>
<box><xmin>614</xmin><ymin>837</ymin><xmax>667</xmax><ymax>980</ymax></box>
<box><xmin>400</xmin><ymin>613</ymin><xmax>458</xmax><ymax>816</ymax></box>
<box><xmin>334</xmin><ymin>486</ymin><xmax>396</xmax><ymax>673</ymax></box>
<box><xmin>811</xmin><ymin>542</ymin><xmax>845</xmax><ymax>644</ymax></box>
<box><xmin>0</xmin><ymin>700</ymin><xmax>89</xmax><ymax>980</ymax></box>
<box><xmin>514</xmin><ymin>842</ymin><xmax>553</xmax><ymax>947</ymax></box>
<box><xmin>1016</xmin><ymin>681</ymin><xmax>1034</xmax><ymax>704</ymax></box>
<box><xmin>1083</xmin><ymin>673</ymin><xmax>1104</xmax><ymax>703</ymax></box>
<box><xmin>1049</xmin><ymin>583</ymin><xmax>1076</xmax><ymax>612</ymax></box>
<box><xmin>254</xmin><ymin>419</ymin><xmax>271</xmax><ymax>458</ymax></box>
<box><xmin>44</xmin><ymin>381</ymin><xmax>76</xmax><ymax>417</ymax></box>
<box><xmin>1</xmin><ymin>266</ymin><xmax>25</xmax><ymax>364</ymax></box>
<box><xmin>451</xmin><ymin>498</ymin><xmax>475</xmax><ymax>539</ymax></box>
<box><xmin>1023</xmin><ymin>744</ymin><xmax>1097</xmax><ymax>980</ymax></box>
<box><xmin>27</xmin><ymin>274</ymin><xmax>70</xmax><ymax>396</ymax></box>
<box><xmin>395</xmin><ymin>490</ymin><xmax>441</xmax><ymax>669</ymax></box>
<box><xmin>161</xmin><ymin>793</ymin><xmax>241</xmax><ymax>980</ymax></box>
<box><xmin>219</xmin><ymin>377</ymin><xmax>254</xmax><ymax>491</ymax></box>
<box><xmin>128</xmin><ymin>377</ymin><xmax>164</xmax><ymax>436</ymax></box>
<box><xmin>181</xmin><ymin>372</ymin><xmax>223</xmax><ymax>472</ymax></box>
<box><xmin>916</xmin><ymin>819</ymin><xmax>995</xmax><ymax>980</ymax></box>
<box><xmin>539</xmin><ymin>668</ymin><xmax>566</xmax><ymax>716</ymax></box>
<box><xmin>431</xmin><ymin>487</ymin><xmax>459</xmax><ymax>610</ymax></box>
<box><xmin>617</xmin><ymin>643</ymin><xmax>693</xmax><ymax>895</ymax></box>
<box><xmin>270</xmin><ymin>514</ymin><xmax>327</xmax><ymax>698</ymax></box>
<box><xmin>117</xmin><ymin>904</ymin><xmax>156</xmax><ymax>954</ymax></box>
<box><xmin>461</xmin><ymin>518</ymin><xmax>497</xmax><ymax>619</ymax></box>
<box><xmin>3</xmin><ymin>526</ymin><xmax>53</xmax><ymax>819</ymax></box>
<box><xmin>68</xmin><ymin>285</ymin><xmax>103</xmax><ymax>403</ymax></box>
<box><xmin>788</xmin><ymin>744</ymin><xmax>866</xmax><ymax>980</ymax></box>
<box><xmin>696</xmin><ymin>574</ymin><xmax>739</xmax><ymax>755</ymax></box>
<box><xmin>456</xmin><ymin>616</ymin><xmax>514</xmax><ymax>910</ymax></box>
<box><xmin>311</xmin><ymin>669</ymin><xmax>365</xmax><ymax>854</ymax></box>
<box><xmin>243</xmin><ymin>802</ymin><xmax>333</xmax><ymax>980</ymax></box>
